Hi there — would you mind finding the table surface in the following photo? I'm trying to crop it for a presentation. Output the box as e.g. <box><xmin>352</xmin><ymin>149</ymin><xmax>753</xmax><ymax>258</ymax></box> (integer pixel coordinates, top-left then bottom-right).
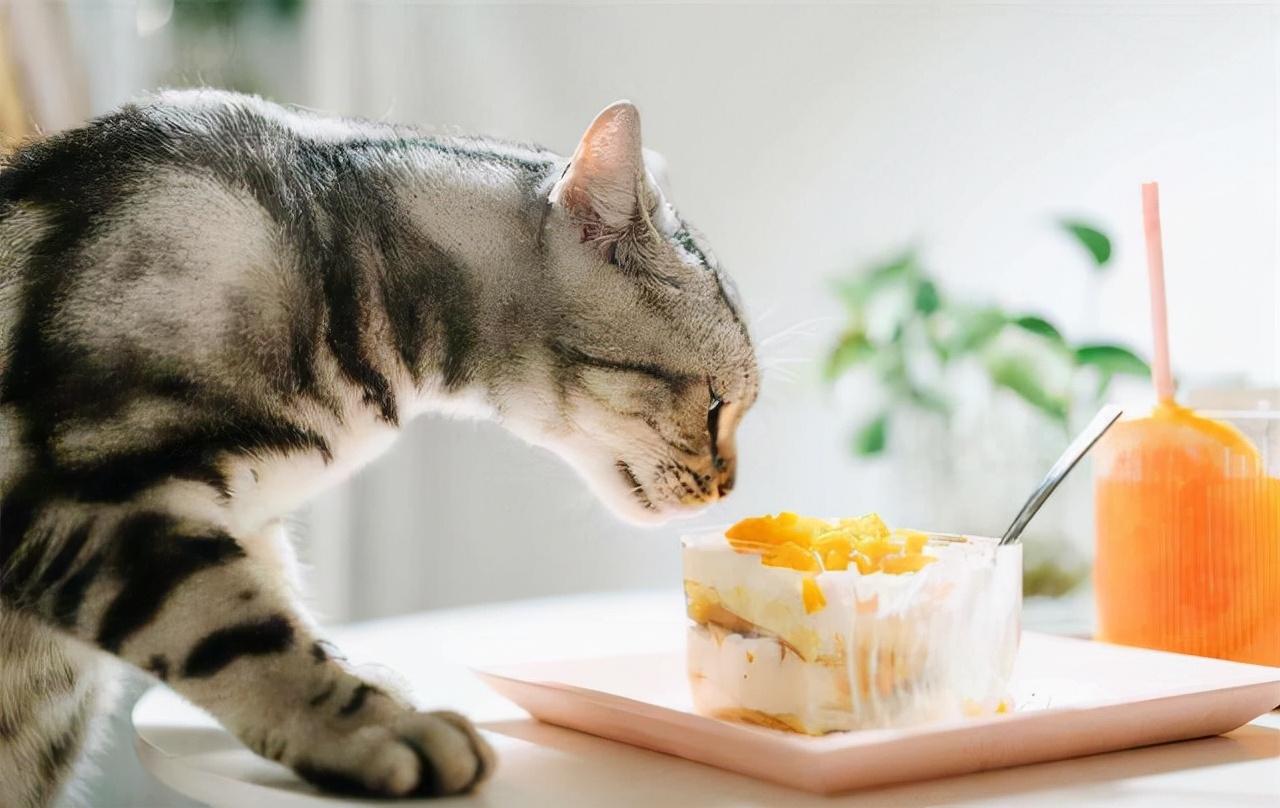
<box><xmin>132</xmin><ymin>591</ymin><xmax>1280</xmax><ymax>807</ymax></box>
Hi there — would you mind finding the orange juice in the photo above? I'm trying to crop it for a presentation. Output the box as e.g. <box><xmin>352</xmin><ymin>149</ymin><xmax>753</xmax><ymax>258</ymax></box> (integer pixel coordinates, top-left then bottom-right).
<box><xmin>1094</xmin><ymin>403</ymin><xmax>1280</xmax><ymax>666</ymax></box>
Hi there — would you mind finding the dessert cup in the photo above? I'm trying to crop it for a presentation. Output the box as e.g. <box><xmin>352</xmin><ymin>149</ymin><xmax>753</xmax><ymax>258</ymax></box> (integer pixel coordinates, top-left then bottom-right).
<box><xmin>684</xmin><ymin>529</ymin><xmax>1022</xmax><ymax>734</ymax></box>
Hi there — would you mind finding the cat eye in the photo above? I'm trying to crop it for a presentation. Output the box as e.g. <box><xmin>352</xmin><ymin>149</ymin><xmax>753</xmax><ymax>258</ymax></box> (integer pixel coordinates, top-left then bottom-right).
<box><xmin>552</xmin><ymin>341</ymin><xmax>693</xmax><ymax>390</ymax></box>
<box><xmin>707</xmin><ymin>387</ymin><xmax>725</xmax><ymax>469</ymax></box>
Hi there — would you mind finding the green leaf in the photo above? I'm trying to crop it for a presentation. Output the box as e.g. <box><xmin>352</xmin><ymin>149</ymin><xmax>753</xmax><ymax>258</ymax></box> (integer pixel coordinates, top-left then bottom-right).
<box><xmin>867</xmin><ymin>251</ymin><xmax>918</xmax><ymax>285</ymax></box>
<box><xmin>923</xmin><ymin>311</ymin><xmax>954</xmax><ymax>363</ymax></box>
<box><xmin>825</xmin><ymin>329</ymin><xmax>875</xmax><ymax>381</ymax></box>
<box><xmin>1074</xmin><ymin>344</ymin><xmax>1150</xmax><ymax>377</ymax></box>
<box><xmin>906</xmin><ymin>384</ymin><xmax>951</xmax><ymax>415</ymax></box>
<box><xmin>1011</xmin><ymin>315</ymin><xmax>1066</xmax><ymax>346</ymax></box>
<box><xmin>875</xmin><ymin>345</ymin><xmax>909</xmax><ymax>390</ymax></box>
<box><xmin>1059</xmin><ymin>220</ymin><xmax>1112</xmax><ymax>268</ymax></box>
<box><xmin>853</xmin><ymin>412</ymin><xmax>889</xmax><ymax>456</ymax></box>
<box><xmin>835</xmin><ymin>251</ymin><xmax>917</xmax><ymax>309</ymax></box>
<box><xmin>914</xmin><ymin>279</ymin><xmax>941</xmax><ymax>315</ymax></box>
<box><xmin>984</xmin><ymin>346</ymin><xmax>1069</xmax><ymax>425</ymax></box>
<box><xmin>948</xmin><ymin>307</ymin><xmax>1008</xmax><ymax>355</ymax></box>
<box><xmin>833</xmin><ymin>278</ymin><xmax>868</xmax><ymax>312</ymax></box>
<box><xmin>1094</xmin><ymin>370</ymin><xmax>1115</xmax><ymax>400</ymax></box>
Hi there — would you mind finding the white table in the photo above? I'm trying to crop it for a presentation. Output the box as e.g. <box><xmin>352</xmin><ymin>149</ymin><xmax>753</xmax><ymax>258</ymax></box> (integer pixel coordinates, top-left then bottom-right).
<box><xmin>133</xmin><ymin>591</ymin><xmax>1280</xmax><ymax>807</ymax></box>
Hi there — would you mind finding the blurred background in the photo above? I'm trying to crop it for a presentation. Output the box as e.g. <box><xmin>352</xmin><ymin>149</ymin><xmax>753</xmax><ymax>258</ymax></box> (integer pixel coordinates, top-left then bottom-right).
<box><xmin>2</xmin><ymin>1</ymin><xmax>1278</xmax><ymax>804</ymax></box>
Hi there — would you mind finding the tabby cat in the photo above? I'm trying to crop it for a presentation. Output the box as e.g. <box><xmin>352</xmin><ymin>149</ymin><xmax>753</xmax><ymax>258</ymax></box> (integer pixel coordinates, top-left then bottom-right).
<box><xmin>0</xmin><ymin>91</ymin><xmax>758</xmax><ymax>804</ymax></box>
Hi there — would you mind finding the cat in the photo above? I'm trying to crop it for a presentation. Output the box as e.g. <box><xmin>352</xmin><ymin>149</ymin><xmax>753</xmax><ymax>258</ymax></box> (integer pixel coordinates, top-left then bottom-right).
<box><xmin>0</xmin><ymin>90</ymin><xmax>758</xmax><ymax>805</ymax></box>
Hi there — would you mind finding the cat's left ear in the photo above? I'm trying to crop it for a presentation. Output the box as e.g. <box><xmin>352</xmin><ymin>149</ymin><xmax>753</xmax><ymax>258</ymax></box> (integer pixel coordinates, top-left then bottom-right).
<box><xmin>551</xmin><ymin>101</ymin><xmax>665</xmax><ymax>255</ymax></box>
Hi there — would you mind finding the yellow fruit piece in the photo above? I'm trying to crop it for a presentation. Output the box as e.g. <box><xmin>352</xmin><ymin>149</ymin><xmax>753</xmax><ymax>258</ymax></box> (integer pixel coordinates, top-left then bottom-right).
<box><xmin>896</xmin><ymin>529</ymin><xmax>929</xmax><ymax>555</ymax></box>
<box><xmin>728</xmin><ymin>513</ymin><xmax>938</xmax><ymax>577</ymax></box>
<box><xmin>792</xmin><ymin>514</ymin><xmax>836</xmax><ymax>537</ymax></box>
<box><xmin>761</xmin><ymin>541</ymin><xmax>821</xmax><ymax>572</ymax></box>
<box><xmin>801</xmin><ymin>576</ymin><xmax>826</xmax><ymax>614</ymax></box>
<box><xmin>839</xmin><ymin>513</ymin><xmax>890</xmax><ymax>540</ymax></box>
<box><xmin>881</xmin><ymin>553</ymin><xmax>938</xmax><ymax>574</ymax></box>
<box><xmin>724</xmin><ymin>515</ymin><xmax>786</xmax><ymax>552</ymax></box>
<box><xmin>822</xmin><ymin>547</ymin><xmax>850</xmax><ymax>571</ymax></box>
<box><xmin>725</xmin><ymin>512</ymin><xmax>832</xmax><ymax>553</ymax></box>
<box><xmin>856</xmin><ymin>538</ymin><xmax>898</xmax><ymax>561</ymax></box>
<box><xmin>813</xmin><ymin>531</ymin><xmax>853</xmax><ymax>571</ymax></box>
<box><xmin>813</xmin><ymin>530</ymin><xmax>853</xmax><ymax>554</ymax></box>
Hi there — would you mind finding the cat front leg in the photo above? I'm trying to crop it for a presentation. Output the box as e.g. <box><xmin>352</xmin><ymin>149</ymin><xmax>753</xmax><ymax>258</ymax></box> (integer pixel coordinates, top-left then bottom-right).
<box><xmin>4</xmin><ymin>501</ymin><xmax>494</xmax><ymax>798</ymax></box>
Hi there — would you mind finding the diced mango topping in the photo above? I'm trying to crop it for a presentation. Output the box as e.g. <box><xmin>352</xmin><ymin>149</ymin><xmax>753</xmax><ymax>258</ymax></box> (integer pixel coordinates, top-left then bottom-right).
<box><xmin>821</xmin><ymin>546</ymin><xmax>850</xmax><ymax>571</ymax></box>
<box><xmin>880</xmin><ymin>553</ymin><xmax>936</xmax><ymax>574</ymax></box>
<box><xmin>724</xmin><ymin>511</ymin><xmax>938</xmax><ymax>617</ymax></box>
<box><xmin>838</xmin><ymin>513</ymin><xmax>890</xmax><ymax>539</ymax></box>
<box><xmin>856</xmin><ymin>538</ymin><xmax>898</xmax><ymax>562</ymax></box>
<box><xmin>899</xmin><ymin>529</ymin><xmax>929</xmax><ymax>554</ymax></box>
<box><xmin>801</xmin><ymin>577</ymin><xmax>826</xmax><ymax>613</ymax></box>
<box><xmin>725</xmin><ymin>511</ymin><xmax>831</xmax><ymax>551</ymax></box>
<box><xmin>854</xmin><ymin>553</ymin><xmax>878</xmax><ymax>575</ymax></box>
<box><xmin>760</xmin><ymin>542</ymin><xmax>821</xmax><ymax>572</ymax></box>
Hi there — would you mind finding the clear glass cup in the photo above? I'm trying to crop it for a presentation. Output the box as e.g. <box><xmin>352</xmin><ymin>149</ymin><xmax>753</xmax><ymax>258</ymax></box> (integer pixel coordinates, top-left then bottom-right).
<box><xmin>683</xmin><ymin>531</ymin><xmax>1022</xmax><ymax>734</ymax></box>
<box><xmin>1094</xmin><ymin>409</ymin><xmax>1280</xmax><ymax>666</ymax></box>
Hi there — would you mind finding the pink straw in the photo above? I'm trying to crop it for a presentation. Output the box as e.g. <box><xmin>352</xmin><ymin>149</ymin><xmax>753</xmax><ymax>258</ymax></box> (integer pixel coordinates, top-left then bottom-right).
<box><xmin>1142</xmin><ymin>182</ymin><xmax>1175</xmax><ymax>404</ymax></box>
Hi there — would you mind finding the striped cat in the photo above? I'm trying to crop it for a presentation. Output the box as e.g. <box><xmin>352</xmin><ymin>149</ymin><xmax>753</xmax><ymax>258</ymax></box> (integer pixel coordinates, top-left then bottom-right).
<box><xmin>0</xmin><ymin>90</ymin><xmax>758</xmax><ymax>805</ymax></box>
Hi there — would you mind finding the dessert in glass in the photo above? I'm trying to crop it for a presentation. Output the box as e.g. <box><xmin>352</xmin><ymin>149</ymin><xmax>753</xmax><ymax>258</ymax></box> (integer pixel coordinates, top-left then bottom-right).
<box><xmin>683</xmin><ymin>513</ymin><xmax>1022</xmax><ymax>734</ymax></box>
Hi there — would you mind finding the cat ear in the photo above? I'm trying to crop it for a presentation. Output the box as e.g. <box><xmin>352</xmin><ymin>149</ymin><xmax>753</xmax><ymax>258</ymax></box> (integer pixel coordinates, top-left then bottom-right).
<box><xmin>551</xmin><ymin>100</ymin><xmax>656</xmax><ymax>235</ymax></box>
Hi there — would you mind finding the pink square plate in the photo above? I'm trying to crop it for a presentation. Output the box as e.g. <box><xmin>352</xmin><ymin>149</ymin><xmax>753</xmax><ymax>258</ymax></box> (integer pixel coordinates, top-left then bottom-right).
<box><xmin>476</xmin><ymin>632</ymin><xmax>1280</xmax><ymax>794</ymax></box>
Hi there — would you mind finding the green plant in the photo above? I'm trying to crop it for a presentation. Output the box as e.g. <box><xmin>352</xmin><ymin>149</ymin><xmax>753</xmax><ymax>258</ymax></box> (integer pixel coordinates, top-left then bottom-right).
<box><xmin>826</xmin><ymin>221</ymin><xmax>1149</xmax><ymax>456</ymax></box>
<box><xmin>173</xmin><ymin>0</ymin><xmax>303</xmax><ymax>29</ymax></box>
<box><xmin>1022</xmin><ymin>537</ymin><xmax>1092</xmax><ymax>599</ymax></box>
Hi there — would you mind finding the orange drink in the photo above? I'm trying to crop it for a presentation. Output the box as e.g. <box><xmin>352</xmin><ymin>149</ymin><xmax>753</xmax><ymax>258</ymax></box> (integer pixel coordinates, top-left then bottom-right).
<box><xmin>1094</xmin><ymin>403</ymin><xmax>1280</xmax><ymax>665</ymax></box>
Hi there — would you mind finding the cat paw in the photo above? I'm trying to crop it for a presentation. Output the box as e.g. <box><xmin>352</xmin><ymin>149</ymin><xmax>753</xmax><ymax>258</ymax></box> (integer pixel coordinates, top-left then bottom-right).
<box><xmin>292</xmin><ymin>709</ymin><xmax>495</xmax><ymax>797</ymax></box>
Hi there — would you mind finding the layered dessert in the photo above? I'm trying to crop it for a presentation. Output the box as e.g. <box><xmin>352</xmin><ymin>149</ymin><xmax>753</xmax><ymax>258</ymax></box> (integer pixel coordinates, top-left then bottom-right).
<box><xmin>684</xmin><ymin>513</ymin><xmax>1021</xmax><ymax>734</ymax></box>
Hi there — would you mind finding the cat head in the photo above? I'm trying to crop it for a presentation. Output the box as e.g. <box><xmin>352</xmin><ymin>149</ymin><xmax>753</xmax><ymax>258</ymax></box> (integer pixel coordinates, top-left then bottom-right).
<box><xmin>503</xmin><ymin>102</ymin><xmax>759</xmax><ymax>525</ymax></box>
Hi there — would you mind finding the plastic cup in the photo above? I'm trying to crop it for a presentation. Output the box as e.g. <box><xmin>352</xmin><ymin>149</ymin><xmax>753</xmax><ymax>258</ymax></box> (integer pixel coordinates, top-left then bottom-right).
<box><xmin>1094</xmin><ymin>408</ymin><xmax>1280</xmax><ymax>666</ymax></box>
<box><xmin>683</xmin><ymin>530</ymin><xmax>1022</xmax><ymax>733</ymax></box>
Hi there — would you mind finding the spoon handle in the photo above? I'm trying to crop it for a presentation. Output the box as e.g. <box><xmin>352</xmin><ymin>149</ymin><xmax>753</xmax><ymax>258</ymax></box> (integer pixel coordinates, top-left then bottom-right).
<box><xmin>999</xmin><ymin>405</ymin><xmax>1125</xmax><ymax>546</ymax></box>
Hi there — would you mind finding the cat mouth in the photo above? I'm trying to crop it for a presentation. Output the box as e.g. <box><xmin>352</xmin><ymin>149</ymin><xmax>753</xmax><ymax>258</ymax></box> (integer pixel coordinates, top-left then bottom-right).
<box><xmin>615</xmin><ymin>460</ymin><xmax>657</xmax><ymax>512</ymax></box>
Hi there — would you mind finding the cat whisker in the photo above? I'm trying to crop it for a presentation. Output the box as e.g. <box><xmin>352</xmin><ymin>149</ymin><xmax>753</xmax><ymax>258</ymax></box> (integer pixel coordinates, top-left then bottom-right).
<box><xmin>760</xmin><ymin>356</ymin><xmax>814</xmax><ymax>366</ymax></box>
<box><xmin>761</xmin><ymin>365</ymin><xmax>800</xmax><ymax>384</ymax></box>
<box><xmin>758</xmin><ymin>316</ymin><xmax>840</xmax><ymax>348</ymax></box>
<box><xmin>377</xmin><ymin>97</ymin><xmax>400</xmax><ymax>122</ymax></box>
<box><xmin>745</xmin><ymin>301</ymin><xmax>781</xmax><ymax>329</ymax></box>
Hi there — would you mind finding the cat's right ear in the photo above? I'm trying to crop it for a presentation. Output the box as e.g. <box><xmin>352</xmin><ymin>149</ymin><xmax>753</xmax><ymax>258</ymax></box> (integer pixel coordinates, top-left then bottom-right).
<box><xmin>550</xmin><ymin>101</ymin><xmax>660</xmax><ymax>259</ymax></box>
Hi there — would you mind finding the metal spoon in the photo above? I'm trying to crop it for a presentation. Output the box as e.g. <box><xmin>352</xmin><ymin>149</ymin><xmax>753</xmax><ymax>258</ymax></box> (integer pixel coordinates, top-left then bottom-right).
<box><xmin>999</xmin><ymin>404</ymin><xmax>1124</xmax><ymax>546</ymax></box>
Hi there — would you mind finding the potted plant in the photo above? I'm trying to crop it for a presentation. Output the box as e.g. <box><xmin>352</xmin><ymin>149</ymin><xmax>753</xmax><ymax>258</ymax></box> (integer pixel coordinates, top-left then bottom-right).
<box><xmin>825</xmin><ymin>221</ymin><xmax>1149</xmax><ymax>598</ymax></box>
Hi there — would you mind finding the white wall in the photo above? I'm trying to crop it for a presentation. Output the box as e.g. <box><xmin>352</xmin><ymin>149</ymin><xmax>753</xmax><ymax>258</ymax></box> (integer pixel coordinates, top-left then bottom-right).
<box><xmin>68</xmin><ymin>1</ymin><xmax>1280</xmax><ymax>620</ymax></box>
<box><xmin>288</xmin><ymin>1</ymin><xmax>1279</xmax><ymax>620</ymax></box>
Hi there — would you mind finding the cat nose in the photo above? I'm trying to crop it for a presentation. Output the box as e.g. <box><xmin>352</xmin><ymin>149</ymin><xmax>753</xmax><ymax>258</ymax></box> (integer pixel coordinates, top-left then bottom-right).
<box><xmin>713</xmin><ymin>457</ymin><xmax>736</xmax><ymax>497</ymax></box>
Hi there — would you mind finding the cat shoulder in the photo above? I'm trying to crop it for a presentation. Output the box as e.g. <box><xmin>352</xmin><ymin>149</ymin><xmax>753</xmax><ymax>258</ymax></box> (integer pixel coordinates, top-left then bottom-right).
<box><xmin>141</xmin><ymin>88</ymin><xmax>390</xmax><ymax>146</ymax></box>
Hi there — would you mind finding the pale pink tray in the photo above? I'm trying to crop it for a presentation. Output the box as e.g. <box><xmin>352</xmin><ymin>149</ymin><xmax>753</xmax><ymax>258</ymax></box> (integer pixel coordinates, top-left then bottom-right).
<box><xmin>476</xmin><ymin>632</ymin><xmax>1280</xmax><ymax>794</ymax></box>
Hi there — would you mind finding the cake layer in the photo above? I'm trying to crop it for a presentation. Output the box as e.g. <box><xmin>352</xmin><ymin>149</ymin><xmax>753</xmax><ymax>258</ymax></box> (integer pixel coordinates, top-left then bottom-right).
<box><xmin>688</xmin><ymin>625</ymin><xmax>1012</xmax><ymax>734</ymax></box>
<box><xmin>687</xmin><ymin>625</ymin><xmax>851</xmax><ymax>734</ymax></box>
